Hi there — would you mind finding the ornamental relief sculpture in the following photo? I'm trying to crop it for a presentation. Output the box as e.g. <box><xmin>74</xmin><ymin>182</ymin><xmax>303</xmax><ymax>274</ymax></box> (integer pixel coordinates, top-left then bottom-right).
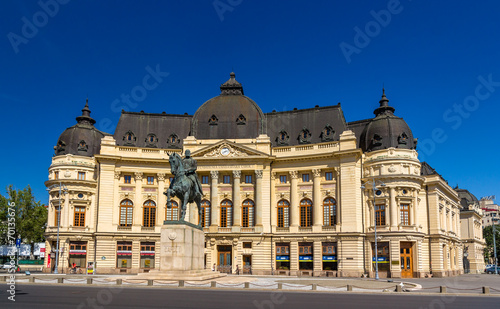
<box><xmin>276</xmin><ymin>192</ymin><xmax>290</xmax><ymax>201</ymax></box>
<box><xmin>203</xmin><ymin>144</ymin><xmax>249</xmax><ymax>158</ymax></box>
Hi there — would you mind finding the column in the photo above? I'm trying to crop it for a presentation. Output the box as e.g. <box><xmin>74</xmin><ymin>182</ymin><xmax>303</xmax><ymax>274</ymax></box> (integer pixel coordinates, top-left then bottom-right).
<box><xmin>270</xmin><ymin>172</ymin><xmax>277</xmax><ymax>229</ymax></box>
<box><xmin>289</xmin><ymin>171</ymin><xmax>299</xmax><ymax>227</ymax></box>
<box><xmin>157</xmin><ymin>173</ymin><xmax>166</xmax><ymax>223</ymax></box>
<box><xmin>232</xmin><ymin>170</ymin><xmax>241</xmax><ymax>227</ymax></box>
<box><xmin>134</xmin><ymin>172</ymin><xmax>143</xmax><ymax>227</ymax></box>
<box><xmin>210</xmin><ymin>171</ymin><xmax>219</xmax><ymax>227</ymax></box>
<box><xmin>112</xmin><ymin>171</ymin><xmax>121</xmax><ymax>226</ymax></box>
<box><xmin>63</xmin><ymin>191</ymin><xmax>70</xmax><ymax>227</ymax></box>
<box><xmin>389</xmin><ymin>187</ymin><xmax>397</xmax><ymax>229</ymax></box>
<box><xmin>290</xmin><ymin>241</ymin><xmax>298</xmax><ymax>272</ymax></box>
<box><xmin>312</xmin><ymin>169</ymin><xmax>322</xmax><ymax>227</ymax></box>
<box><xmin>412</xmin><ymin>190</ymin><xmax>418</xmax><ymax>226</ymax></box>
<box><xmin>255</xmin><ymin>170</ymin><xmax>263</xmax><ymax>226</ymax></box>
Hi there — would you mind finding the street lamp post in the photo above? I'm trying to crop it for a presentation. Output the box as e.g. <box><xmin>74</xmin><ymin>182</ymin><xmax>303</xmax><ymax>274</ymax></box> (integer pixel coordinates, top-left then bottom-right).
<box><xmin>361</xmin><ymin>180</ymin><xmax>386</xmax><ymax>280</ymax></box>
<box><xmin>47</xmin><ymin>182</ymin><xmax>67</xmax><ymax>274</ymax></box>
<box><xmin>493</xmin><ymin>218</ymin><xmax>498</xmax><ymax>275</ymax></box>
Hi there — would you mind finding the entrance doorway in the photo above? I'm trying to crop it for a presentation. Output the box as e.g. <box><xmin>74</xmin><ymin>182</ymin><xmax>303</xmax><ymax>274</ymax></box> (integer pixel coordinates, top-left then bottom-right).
<box><xmin>217</xmin><ymin>245</ymin><xmax>232</xmax><ymax>273</ymax></box>
<box><xmin>400</xmin><ymin>242</ymin><xmax>413</xmax><ymax>278</ymax></box>
<box><xmin>243</xmin><ymin>255</ymin><xmax>252</xmax><ymax>274</ymax></box>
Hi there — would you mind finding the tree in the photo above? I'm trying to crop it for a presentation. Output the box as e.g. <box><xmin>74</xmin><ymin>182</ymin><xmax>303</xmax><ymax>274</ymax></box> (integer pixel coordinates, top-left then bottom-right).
<box><xmin>0</xmin><ymin>185</ymin><xmax>47</xmax><ymax>245</ymax></box>
<box><xmin>483</xmin><ymin>225</ymin><xmax>500</xmax><ymax>264</ymax></box>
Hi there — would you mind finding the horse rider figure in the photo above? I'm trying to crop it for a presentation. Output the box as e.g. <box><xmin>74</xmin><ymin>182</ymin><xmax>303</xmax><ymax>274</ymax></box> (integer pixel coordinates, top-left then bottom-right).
<box><xmin>182</xmin><ymin>150</ymin><xmax>203</xmax><ymax>197</ymax></box>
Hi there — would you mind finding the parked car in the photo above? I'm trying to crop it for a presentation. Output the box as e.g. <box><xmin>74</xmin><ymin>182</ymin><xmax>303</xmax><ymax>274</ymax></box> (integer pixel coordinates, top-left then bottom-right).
<box><xmin>485</xmin><ymin>264</ymin><xmax>495</xmax><ymax>268</ymax></box>
<box><xmin>2</xmin><ymin>263</ymin><xmax>12</xmax><ymax>269</ymax></box>
<box><xmin>485</xmin><ymin>265</ymin><xmax>500</xmax><ymax>274</ymax></box>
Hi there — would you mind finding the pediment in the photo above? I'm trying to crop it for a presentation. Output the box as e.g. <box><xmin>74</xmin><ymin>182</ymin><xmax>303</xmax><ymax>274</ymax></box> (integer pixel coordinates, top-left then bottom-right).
<box><xmin>192</xmin><ymin>140</ymin><xmax>268</xmax><ymax>158</ymax></box>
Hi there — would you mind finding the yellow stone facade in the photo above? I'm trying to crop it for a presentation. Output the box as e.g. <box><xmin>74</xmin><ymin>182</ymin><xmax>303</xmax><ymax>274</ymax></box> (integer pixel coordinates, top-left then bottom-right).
<box><xmin>44</xmin><ymin>130</ymin><xmax>476</xmax><ymax>278</ymax></box>
<box><xmin>44</xmin><ymin>75</ymin><xmax>484</xmax><ymax>278</ymax></box>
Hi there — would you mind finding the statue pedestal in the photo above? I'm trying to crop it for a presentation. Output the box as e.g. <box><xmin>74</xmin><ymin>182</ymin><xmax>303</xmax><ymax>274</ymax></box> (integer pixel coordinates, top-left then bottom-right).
<box><xmin>134</xmin><ymin>221</ymin><xmax>224</xmax><ymax>281</ymax></box>
<box><xmin>160</xmin><ymin>221</ymin><xmax>204</xmax><ymax>272</ymax></box>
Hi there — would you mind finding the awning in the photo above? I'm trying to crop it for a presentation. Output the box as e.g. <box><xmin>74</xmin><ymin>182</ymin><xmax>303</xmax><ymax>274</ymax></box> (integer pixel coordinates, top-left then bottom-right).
<box><xmin>69</xmin><ymin>250</ymin><xmax>87</xmax><ymax>255</ymax></box>
<box><xmin>372</xmin><ymin>257</ymin><xmax>389</xmax><ymax>263</ymax></box>
<box><xmin>322</xmin><ymin>255</ymin><xmax>337</xmax><ymax>262</ymax></box>
<box><xmin>299</xmin><ymin>255</ymin><xmax>313</xmax><ymax>261</ymax></box>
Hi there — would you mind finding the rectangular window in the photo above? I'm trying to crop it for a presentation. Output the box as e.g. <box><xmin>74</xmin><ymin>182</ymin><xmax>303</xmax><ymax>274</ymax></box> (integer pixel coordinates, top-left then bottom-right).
<box><xmin>74</xmin><ymin>206</ymin><xmax>85</xmax><ymax>227</ymax></box>
<box><xmin>245</xmin><ymin>175</ymin><xmax>252</xmax><ymax>184</ymax></box>
<box><xmin>325</xmin><ymin>172</ymin><xmax>333</xmax><ymax>181</ymax></box>
<box><xmin>54</xmin><ymin>171</ymin><xmax>59</xmax><ymax>179</ymax></box>
<box><xmin>54</xmin><ymin>206</ymin><xmax>61</xmax><ymax>226</ymax></box>
<box><xmin>243</xmin><ymin>242</ymin><xmax>252</xmax><ymax>249</ymax></box>
<box><xmin>78</xmin><ymin>172</ymin><xmax>85</xmax><ymax>180</ymax></box>
<box><xmin>223</xmin><ymin>175</ymin><xmax>231</xmax><ymax>184</ymax></box>
<box><xmin>202</xmin><ymin>175</ymin><xmax>209</xmax><ymax>184</ymax></box>
<box><xmin>117</xmin><ymin>241</ymin><xmax>132</xmax><ymax>268</ymax></box>
<box><xmin>140</xmin><ymin>242</ymin><xmax>155</xmax><ymax>269</ymax></box>
<box><xmin>302</xmin><ymin>174</ymin><xmax>310</xmax><ymax>182</ymax></box>
<box><xmin>279</xmin><ymin>175</ymin><xmax>287</xmax><ymax>184</ymax></box>
<box><xmin>400</xmin><ymin>204</ymin><xmax>410</xmax><ymax>225</ymax></box>
<box><xmin>322</xmin><ymin>243</ymin><xmax>336</xmax><ymax>255</ymax></box>
<box><xmin>375</xmin><ymin>204</ymin><xmax>386</xmax><ymax>226</ymax></box>
<box><xmin>147</xmin><ymin>176</ymin><xmax>154</xmax><ymax>185</ymax></box>
<box><xmin>124</xmin><ymin>175</ymin><xmax>131</xmax><ymax>184</ymax></box>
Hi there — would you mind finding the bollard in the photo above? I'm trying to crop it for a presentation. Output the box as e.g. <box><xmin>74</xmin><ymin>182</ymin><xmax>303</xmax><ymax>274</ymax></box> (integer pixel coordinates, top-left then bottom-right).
<box><xmin>347</xmin><ymin>285</ymin><xmax>353</xmax><ymax>291</ymax></box>
<box><xmin>396</xmin><ymin>285</ymin><xmax>402</xmax><ymax>292</ymax></box>
<box><xmin>87</xmin><ymin>278</ymin><xmax>92</xmax><ymax>285</ymax></box>
<box><xmin>244</xmin><ymin>282</ymin><xmax>250</xmax><ymax>289</ymax></box>
<box><xmin>278</xmin><ymin>283</ymin><xmax>283</xmax><ymax>290</ymax></box>
<box><xmin>440</xmin><ymin>286</ymin><xmax>447</xmax><ymax>293</ymax></box>
<box><xmin>58</xmin><ymin>278</ymin><xmax>63</xmax><ymax>284</ymax></box>
<box><xmin>179</xmin><ymin>280</ymin><xmax>184</xmax><ymax>287</ymax></box>
<box><xmin>210</xmin><ymin>281</ymin><xmax>217</xmax><ymax>288</ymax></box>
<box><xmin>312</xmin><ymin>284</ymin><xmax>317</xmax><ymax>291</ymax></box>
<box><xmin>483</xmin><ymin>286</ymin><xmax>490</xmax><ymax>294</ymax></box>
<box><xmin>116</xmin><ymin>279</ymin><xmax>122</xmax><ymax>285</ymax></box>
<box><xmin>29</xmin><ymin>277</ymin><xmax>35</xmax><ymax>283</ymax></box>
<box><xmin>147</xmin><ymin>279</ymin><xmax>153</xmax><ymax>286</ymax></box>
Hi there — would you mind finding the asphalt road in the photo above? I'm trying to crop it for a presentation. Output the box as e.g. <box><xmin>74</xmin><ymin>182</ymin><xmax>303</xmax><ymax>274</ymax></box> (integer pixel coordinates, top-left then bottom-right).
<box><xmin>0</xmin><ymin>284</ymin><xmax>497</xmax><ymax>309</ymax></box>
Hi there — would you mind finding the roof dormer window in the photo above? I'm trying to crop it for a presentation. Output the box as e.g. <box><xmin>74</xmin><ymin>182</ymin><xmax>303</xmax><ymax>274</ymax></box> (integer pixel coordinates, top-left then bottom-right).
<box><xmin>209</xmin><ymin>115</ymin><xmax>218</xmax><ymax>125</ymax></box>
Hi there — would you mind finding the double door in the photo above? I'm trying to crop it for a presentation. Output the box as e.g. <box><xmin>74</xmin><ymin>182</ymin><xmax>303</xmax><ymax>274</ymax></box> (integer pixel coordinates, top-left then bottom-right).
<box><xmin>218</xmin><ymin>246</ymin><xmax>232</xmax><ymax>273</ymax></box>
<box><xmin>400</xmin><ymin>242</ymin><xmax>413</xmax><ymax>278</ymax></box>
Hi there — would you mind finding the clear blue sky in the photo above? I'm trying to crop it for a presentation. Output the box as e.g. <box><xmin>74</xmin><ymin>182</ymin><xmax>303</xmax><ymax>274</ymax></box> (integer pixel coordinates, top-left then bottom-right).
<box><xmin>1</xmin><ymin>0</ymin><xmax>499</xmax><ymax>204</ymax></box>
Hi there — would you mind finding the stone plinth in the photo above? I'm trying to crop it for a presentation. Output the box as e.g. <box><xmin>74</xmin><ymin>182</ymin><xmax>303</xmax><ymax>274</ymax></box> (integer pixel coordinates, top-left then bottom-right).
<box><xmin>133</xmin><ymin>221</ymin><xmax>224</xmax><ymax>281</ymax></box>
<box><xmin>160</xmin><ymin>221</ymin><xmax>204</xmax><ymax>272</ymax></box>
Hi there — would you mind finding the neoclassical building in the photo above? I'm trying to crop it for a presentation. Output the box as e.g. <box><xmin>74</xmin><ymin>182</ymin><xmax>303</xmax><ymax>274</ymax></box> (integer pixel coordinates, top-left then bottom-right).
<box><xmin>44</xmin><ymin>72</ymin><xmax>481</xmax><ymax>278</ymax></box>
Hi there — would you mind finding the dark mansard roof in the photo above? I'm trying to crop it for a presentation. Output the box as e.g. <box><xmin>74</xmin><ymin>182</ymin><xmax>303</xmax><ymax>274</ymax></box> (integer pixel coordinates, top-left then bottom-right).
<box><xmin>55</xmin><ymin>73</ymin><xmax>418</xmax><ymax>154</ymax></box>
<box><xmin>357</xmin><ymin>90</ymin><xmax>417</xmax><ymax>152</ymax></box>
<box><xmin>54</xmin><ymin>100</ymin><xmax>110</xmax><ymax>157</ymax></box>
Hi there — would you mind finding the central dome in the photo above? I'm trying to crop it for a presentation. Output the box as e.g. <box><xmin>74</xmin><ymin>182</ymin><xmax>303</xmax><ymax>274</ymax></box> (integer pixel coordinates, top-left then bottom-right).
<box><xmin>191</xmin><ymin>73</ymin><xmax>265</xmax><ymax>139</ymax></box>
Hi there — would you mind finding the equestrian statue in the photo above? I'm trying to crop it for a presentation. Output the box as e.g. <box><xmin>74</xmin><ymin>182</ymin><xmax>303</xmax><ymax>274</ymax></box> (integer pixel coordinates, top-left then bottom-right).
<box><xmin>164</xmin><ymin>150</ymin><xmax>203</xmax><ymax>226</ymax></box>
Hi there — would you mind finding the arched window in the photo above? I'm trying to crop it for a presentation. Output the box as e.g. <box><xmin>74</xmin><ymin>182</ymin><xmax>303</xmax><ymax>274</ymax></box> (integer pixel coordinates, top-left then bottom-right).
<box><xmin>165</xmin><ymin>201</ymin><xmax>178</xmax><ymax>221</ymax></box>
<box><xmin>220</xmin><ymin>199</ymin><xmax>232</xmax><ymax>227</ymax></box>
<box><xmin>143</xmin><ymin>200</ymin><xmax>156</xmax><ymax>227</ymax></box>
<box><xmin>242</xmin><ymin>199</ymin><xmax>255</xmax><ymax>227</ymax></box>
<box><xmin>277</xmin><ymin>200</ymin><xmax>290</xmax><ymax>228</ymax></box>
<box><xmin>300</xmin><ymin>199</ymin><xmax>313</xmax><ymax>227</ymax></box>
<box><xmin>120</xmin><ymin>199</ymin><xmax>133</xmax><ymax>227</ymax></box>
<box><xmin>323</xmin><ymin>198</ymin><xmax>337</xmax><ymax>226</ymax></box>
<box><xmin>201</xmin><ymin>200</ymin><xmax>211</xmax><ymax>227</ymax></box>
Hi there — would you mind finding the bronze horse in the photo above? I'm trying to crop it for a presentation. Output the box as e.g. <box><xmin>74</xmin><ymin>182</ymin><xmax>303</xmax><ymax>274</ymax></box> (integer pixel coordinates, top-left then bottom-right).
<box><xmin>164</xmin><ymin>152</ymin><xmax>203</xmax><ymax>225</ymax></box>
